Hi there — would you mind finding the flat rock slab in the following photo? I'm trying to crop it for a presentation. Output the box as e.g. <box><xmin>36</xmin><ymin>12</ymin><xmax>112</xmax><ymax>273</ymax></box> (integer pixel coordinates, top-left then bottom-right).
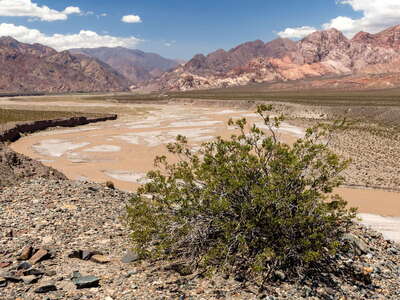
<box><xmin>72</xmin><ymin>275</ymin><xmax>100</xmax><ymax>289</ymax></box>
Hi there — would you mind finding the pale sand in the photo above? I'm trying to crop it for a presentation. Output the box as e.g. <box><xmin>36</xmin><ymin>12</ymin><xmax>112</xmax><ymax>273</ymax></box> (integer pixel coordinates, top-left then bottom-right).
<box><xmin>84</xmin><ymin>145</ymin><xmax>121</xmax><ymax>153</ymax></box>
<box><xmin>7</xmin><ymin>101</ymin><xmax>400</xmax><ymax>240</ymax></box>
<box><xmin>358</xmin><ymin>213</ymin><xmax>400</xmax><ymax>241</ymax></box>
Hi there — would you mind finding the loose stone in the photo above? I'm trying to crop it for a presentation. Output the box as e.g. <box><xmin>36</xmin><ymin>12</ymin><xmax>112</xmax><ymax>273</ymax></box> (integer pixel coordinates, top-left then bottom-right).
<box><xmin>72</xmin><ymin>275</ymin><xmax>100</xmax><ymax>289</ymax></box>
<box><xmin>34</xmin><ymin>282</ymin><xmax>57</xmax><ymax>293</ymax></box>
<box><xmin>121</xmin><ymin>250</ymin><xmax>139</xmax><ymax>264</ymax></box>
<box><xmin>90</xmin><ymin>255</ymin><xmax>111</xmax><ymax>264</ymax></box>
<box><xmin>29</xmin><ymin>249</ymin><xmax>50</xmax><ymax>265</ymax></box>
<box><xmin>18</xmin><ymin>246</ymin><xmax>33</xmax><ymax>261</ymax></box>
<box><xmin>21</xmin><ymin>275</ymin><xmax>38</xmax><ymax>284</ymax></box>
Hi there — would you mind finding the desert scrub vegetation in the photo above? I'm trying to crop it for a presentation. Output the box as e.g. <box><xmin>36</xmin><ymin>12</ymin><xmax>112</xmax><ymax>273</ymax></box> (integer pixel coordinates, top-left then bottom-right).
<box><xmin>0</xmin><ymin>108</ymin><xmax>97</xmax><ymax>125</ymax></box>
<box><xmin>127</xmin><ymin>105</ymin><xmax>357</xmax><ymax>282</ymax></box>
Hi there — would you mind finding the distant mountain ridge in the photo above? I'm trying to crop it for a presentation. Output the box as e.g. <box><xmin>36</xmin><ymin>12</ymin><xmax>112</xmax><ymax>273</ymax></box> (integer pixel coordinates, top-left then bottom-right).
<box><xmin>0</xmin><ymin>37</ymin><xmax>130</xmax><ymax>93</ymax></box>
<box><xmin>69</xmin><ymin>47</ymin><xmax>180</xmax><ymax>85</ymax></box>
<box><xmin>152</xmin><ymin>25</ymin><xmax>400</xmax><ymax>91</ymax></box>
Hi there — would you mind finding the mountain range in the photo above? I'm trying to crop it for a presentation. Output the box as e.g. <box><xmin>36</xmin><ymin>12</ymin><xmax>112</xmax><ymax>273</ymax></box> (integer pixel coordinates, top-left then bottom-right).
<box><xmin>153</xmin><ymin>25</ymin><xmax>400</xmax><ymax>91</ymax></box>
<box><xmin>69</xmin><ymin>47</ymin><xmax>180</xmax><ymax>85</ymax></box>
<box><xmin>0</xmin><ymin>37</ymin><xmax>130</xmax><ymax>93</ymax></box>
<box><xmin>3</xmin><ymin>25</ymin><xmax>400</xmax><ymax>93</ymax></box>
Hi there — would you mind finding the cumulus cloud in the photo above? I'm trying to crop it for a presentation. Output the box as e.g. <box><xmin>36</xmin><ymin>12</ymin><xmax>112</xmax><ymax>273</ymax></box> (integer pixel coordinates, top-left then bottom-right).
<box><xmin>122</xmin><ymin>15</ymin><xmax>142</xmax><ymax>23</ymax></box>
<box><xmin>0</xmin><ymin>23</ymin><xmax>142</xmax><ymax>50</ymax></box>
<box><xmin>0</xmin><ymin>0</ymin><xmax>81</xmax><ymax>21</ymax></box>
<box><xmin>278</xmin><ymin>26</ymin><xmax>317</xmax><ymax>39</ymax></box>
<box><xmin>62</xmin><ymin>6</ymin><xmax>81</xmax><ymax>15</ymax></box>
<box><xmin>323</xmin><ymin>0</ymin><xmax>400</xmax><ymax>36</ymax></box>
<box><xmin>278</xmin><ymin>0</ymin><xmax>400</xmax><ymax>39</ymax></box>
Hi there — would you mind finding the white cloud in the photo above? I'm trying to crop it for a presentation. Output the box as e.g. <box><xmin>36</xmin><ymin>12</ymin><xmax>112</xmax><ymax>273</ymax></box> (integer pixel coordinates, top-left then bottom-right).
<box><xmin>0</xmin><ymin>0</ymin><xmax>81</xmax><ymax>21</ymax></box>
<box><xmin>122</xmin><ymin>15</ymin><xmax>142</xmax><ymax>24</ymax></box>
<box><xmin>0</xmin><ymin>23</ymin><xmax>142</xmax><ymax>50</ymax></box>
<box><xmin>278</xmin><ymin>26</ymin><xmax>317</xmax><ymax>39</ymax></box>
<box><xmin>323</xmin><ymin>0</ymin><xmax>400</xmax><ymax>36</ymax></box>
<box><xmin>62</xmin><ymin>6</ymin><xmax>81</xmax><ymax>15</ymax></box>
<box><xmin>278</xmin><ymin>0</ymin><xmax>400</xmax><ymax>39</ymax></box>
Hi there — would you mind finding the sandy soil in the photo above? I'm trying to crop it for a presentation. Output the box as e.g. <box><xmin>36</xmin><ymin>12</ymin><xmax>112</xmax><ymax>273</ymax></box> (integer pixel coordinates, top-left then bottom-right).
<box><xmin>4</xmin><ymin>98</ymin><xmax>400</xmax><ymax>241</ymax></box>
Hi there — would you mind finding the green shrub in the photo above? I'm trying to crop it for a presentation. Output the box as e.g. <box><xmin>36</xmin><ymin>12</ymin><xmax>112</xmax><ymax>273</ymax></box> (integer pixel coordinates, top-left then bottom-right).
<box><xmin>126</xmin><ymin>105</ymin><xmax>356</xmax><ymax>281</ymax></box>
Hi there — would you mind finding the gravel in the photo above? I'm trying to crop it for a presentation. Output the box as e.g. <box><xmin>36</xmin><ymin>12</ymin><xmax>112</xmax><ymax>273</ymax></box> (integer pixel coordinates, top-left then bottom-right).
<box><xmin>0</xmin><ymin>177</ymin><xmax>399</xmax><ymax>299</ymax></box>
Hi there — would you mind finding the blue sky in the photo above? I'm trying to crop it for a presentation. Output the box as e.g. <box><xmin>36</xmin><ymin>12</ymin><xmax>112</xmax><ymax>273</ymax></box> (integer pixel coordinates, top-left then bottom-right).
<box><xmin>0</xmin><ymin>0</ymin><xmax>398</xmax><ymax>60</ymax></box>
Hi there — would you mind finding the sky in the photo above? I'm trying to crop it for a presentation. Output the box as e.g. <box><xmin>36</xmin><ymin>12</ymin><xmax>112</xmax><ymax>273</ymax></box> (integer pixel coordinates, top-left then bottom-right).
<box><xmin>0</xmin><ymin>0</ymin><xmax>400</xmax><ymax>60</ymax></box>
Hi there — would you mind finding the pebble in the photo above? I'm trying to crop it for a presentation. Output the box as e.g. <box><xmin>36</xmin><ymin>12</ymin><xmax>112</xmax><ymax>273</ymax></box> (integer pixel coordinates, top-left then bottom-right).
<box><xmin>34</xmin><ymin>282</ymin><xmax>57</xmax><ymax>293</ymax></box>
<box><xmin>21</xmin><ymin>275</ymin><xmax>38</xmax><ymax>284</ymax></box>
<box><xmin>18</xmin><ymin>246</ymin><xmax>33</xmax><ymax>261</ymax></box>
<box><xmin>90</xmin><ymin>254</ymin><xmax>111</xmax><ymax>264</ymax></box>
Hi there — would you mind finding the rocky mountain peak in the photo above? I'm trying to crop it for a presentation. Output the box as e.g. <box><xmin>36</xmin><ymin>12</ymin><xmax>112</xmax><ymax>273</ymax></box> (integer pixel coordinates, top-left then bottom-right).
<box><xmin>295</xmin><ymin>28</ymin><xmax>351</xmax><ymax>64</ymax></box>
<box><xmin>352</xmin><ymin>31</ymin><xmax>374</xmax><ymax>42</ymax></box>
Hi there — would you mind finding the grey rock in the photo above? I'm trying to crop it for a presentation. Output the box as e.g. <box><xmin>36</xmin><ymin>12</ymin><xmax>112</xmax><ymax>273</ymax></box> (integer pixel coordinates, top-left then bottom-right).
<box><xmin>17</xmin><ymin>261</ymin><xmax>32</xmax><ymax>270</ymax></box>
<box><xmin>24</xmin><ymin>268</ymin><xmax>44</xmax><ymax>276</ymax></box>
<box><xmin>342</xmin><ymin>233</ymin><xmax>369</xmax><ymax>255</ymax></box>
<box><xmin>71</xmin><ymin>272</ymin><xmax>100</xmax><ymax>289</ymax></box>
<box><xmin>34</xmin><ymin>282</ymin><xmax>57</xmax><ymax>293</ymax></box>
<box><xmin>121</xmin><ymin>250</ymin><xmax>139</xmax><ymax>264</ymax></box>
<box><xmin>21</xmin><ymin>275</ymin><xmax>38</xmax><ymax>284</ymax></box>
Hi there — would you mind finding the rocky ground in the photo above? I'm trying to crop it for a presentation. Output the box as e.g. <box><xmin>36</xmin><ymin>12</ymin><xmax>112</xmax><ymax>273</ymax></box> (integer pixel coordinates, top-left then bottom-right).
<box><xmin>0</xmin><ymin>143</ymin><xmax>66</xmax><ymax>188</ymax></box>
<box><xmin>330</xmin><ymin>127</ymin><xmax>400</xmax><ymax>190</ymax></box>
<box><xmin>1</xmin><ymin>177</ymin><xmax>399</xmax><ymax>300</ymax></box>
<box><xmin>284</xmin><ymin>107</ymin><xmax>400</xmax><ymax>191</ymax></box>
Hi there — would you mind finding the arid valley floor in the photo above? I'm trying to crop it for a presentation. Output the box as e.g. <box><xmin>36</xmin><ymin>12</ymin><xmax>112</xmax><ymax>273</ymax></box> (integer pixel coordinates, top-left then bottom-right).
<box><xmin>3</xmin><ymin>95</ymin><xmax>400</xmax><ymax>240</ymax></box>
<box><xmin>1</xmin><ymin>93</ymin><xmax>400</xmax><ymax>299</ymax></box>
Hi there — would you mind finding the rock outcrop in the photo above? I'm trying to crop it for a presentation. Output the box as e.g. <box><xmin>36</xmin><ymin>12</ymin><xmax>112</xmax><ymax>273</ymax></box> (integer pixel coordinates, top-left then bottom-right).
<box><xmin>152</xmin><ymin>25</ymin><xmax>400</xmax><ymax>91</ymax></box>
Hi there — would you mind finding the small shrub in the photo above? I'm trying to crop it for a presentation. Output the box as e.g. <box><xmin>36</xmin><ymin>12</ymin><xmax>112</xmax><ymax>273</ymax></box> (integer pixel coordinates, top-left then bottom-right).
<box><xmin>126</xmin><ymin>105</ymin><xmax>356</xmax><ymax>281</ymax></box>
<box><xmin>105</xmin><ymin>180</ymin><xmax>115</xmax><ymax>189</ymax></box>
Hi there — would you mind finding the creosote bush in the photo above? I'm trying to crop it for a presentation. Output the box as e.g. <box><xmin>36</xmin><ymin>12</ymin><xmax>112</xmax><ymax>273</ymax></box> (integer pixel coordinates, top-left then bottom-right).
<box><xmin>127</xmin><ymin>105</ymin><xmax>356</xmax><ymax>281</ymax></box>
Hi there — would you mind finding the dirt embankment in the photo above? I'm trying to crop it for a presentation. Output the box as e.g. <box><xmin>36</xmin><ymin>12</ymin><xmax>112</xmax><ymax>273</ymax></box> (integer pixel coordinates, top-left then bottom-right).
<box><xmin>0</xmin><ymin>114</ymin><xmax>117</xmax><ymax>143</ymax></box>
<box><xmin>0</xmin><ymin>114</ymin><xmax>117</xmax><ymax>187</ymax></box>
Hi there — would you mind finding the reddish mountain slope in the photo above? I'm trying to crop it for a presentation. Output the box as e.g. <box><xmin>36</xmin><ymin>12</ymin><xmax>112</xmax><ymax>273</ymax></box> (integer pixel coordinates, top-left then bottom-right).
<box><xmin>0</xmin><ymin>37</ymin><xmax>130</xmax><ymax>93</ymax></box>
<box><xmin>153</xmin><ymin>25</ymin><xmax>400</xmax><ymax>91</ymax></box>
